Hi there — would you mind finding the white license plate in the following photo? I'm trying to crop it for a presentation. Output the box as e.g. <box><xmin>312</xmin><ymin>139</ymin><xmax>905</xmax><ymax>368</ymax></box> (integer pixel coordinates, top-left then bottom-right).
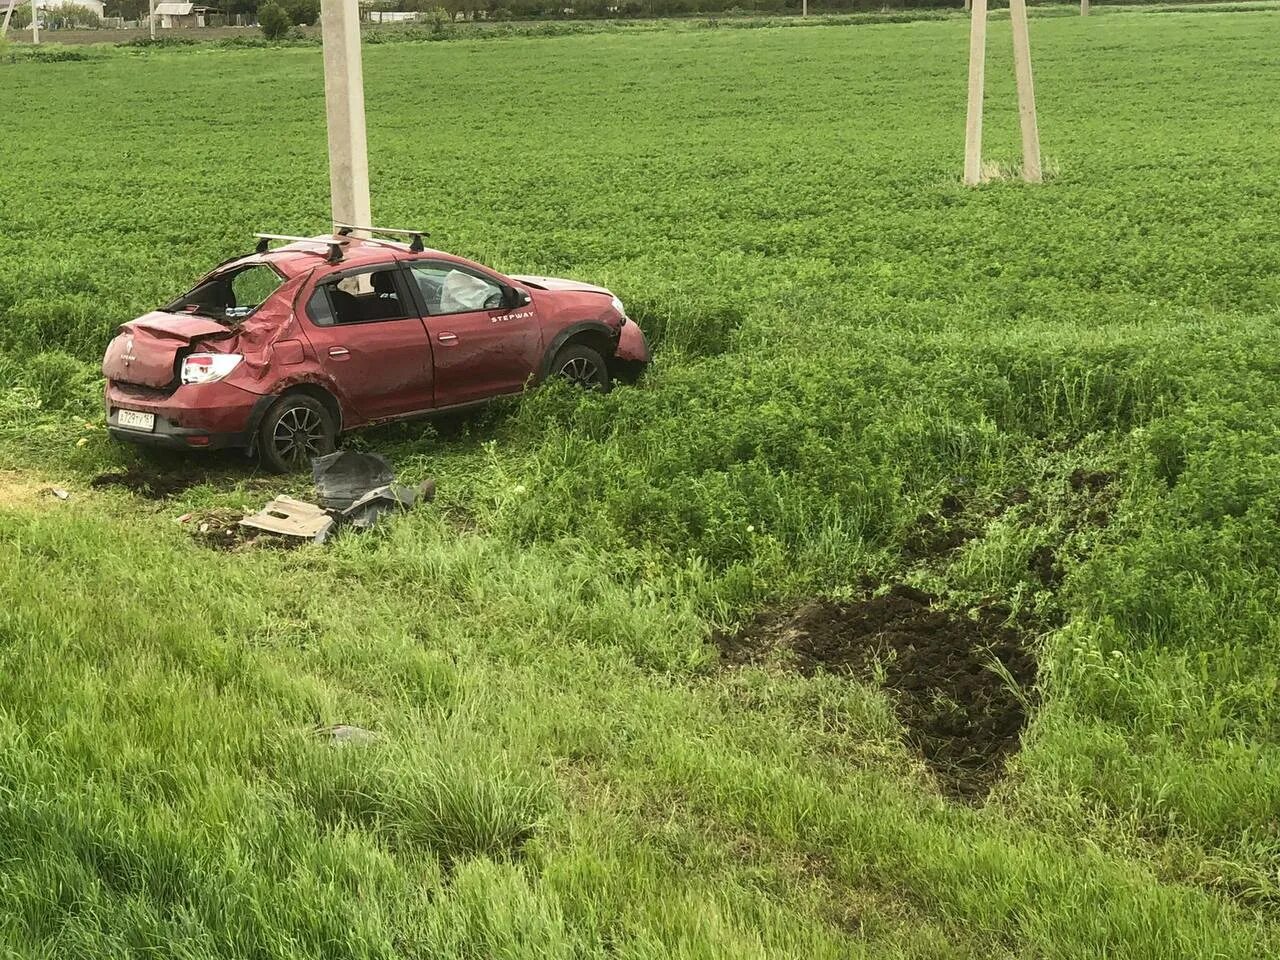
<box><xmin>116</xmin><ymin>409</ymin><xmax>155</xmax><ymax>432</ymax></box>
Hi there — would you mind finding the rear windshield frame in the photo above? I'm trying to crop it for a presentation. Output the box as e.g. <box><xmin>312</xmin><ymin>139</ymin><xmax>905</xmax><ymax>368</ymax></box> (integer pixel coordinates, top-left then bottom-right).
<box><xmin>164</xmin><ymin>261</ymin><xmax>287</xmax><ymax>325</ymax></box>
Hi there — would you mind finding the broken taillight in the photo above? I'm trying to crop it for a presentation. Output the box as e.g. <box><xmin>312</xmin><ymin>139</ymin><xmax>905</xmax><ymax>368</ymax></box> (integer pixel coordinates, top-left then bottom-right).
<box><xmin>181</xmin><ymin>353</ymin><xmax>242</xmax><ymax>385</ymax></box>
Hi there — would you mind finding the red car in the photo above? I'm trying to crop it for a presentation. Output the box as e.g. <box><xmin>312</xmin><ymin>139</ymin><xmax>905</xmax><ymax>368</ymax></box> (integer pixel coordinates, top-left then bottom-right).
<box><xmin>102</xmin><ymin>229</ymin><xmax>649</xmax><ymax>471</ymax></box>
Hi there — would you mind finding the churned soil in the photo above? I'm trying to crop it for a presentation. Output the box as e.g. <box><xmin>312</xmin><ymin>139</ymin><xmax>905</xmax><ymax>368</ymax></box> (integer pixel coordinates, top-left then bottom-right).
<box><xmin>718</xmin><ymin>585</ymin><xmax>1038</xmax><ymax>799</ymax></box>
<box><xmin>183</xmin><ymin>510</ymin><xmax>307</xmax><ymax>551</ymax></box>
<box><xmin>902</xmin><ymin>513</ymin><xmax>978</xmax><ymax>562</ymax></box>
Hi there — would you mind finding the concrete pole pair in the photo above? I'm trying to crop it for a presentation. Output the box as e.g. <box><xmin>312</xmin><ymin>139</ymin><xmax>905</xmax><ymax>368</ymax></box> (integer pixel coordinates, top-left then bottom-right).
<box><xmin>963</xmin><ymin>0</ymin><xmax>1042</xmax><ymax>186</ymax></box>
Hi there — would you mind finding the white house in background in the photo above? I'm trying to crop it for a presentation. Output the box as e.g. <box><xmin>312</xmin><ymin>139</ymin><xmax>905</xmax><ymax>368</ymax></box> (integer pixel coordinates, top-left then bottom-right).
<box><xmin>152</xmin><ymin>1</ymin><xmax>217</xmax><ymax>27</ymax></box>
<box><xmin>37</xmin><ymin>0</ymin><xmax>107</xmax><ymax>17</ymax></box>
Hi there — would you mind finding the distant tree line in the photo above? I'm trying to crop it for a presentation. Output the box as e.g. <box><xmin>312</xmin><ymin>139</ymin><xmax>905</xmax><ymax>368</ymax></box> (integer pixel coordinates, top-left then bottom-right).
<box><xmin>376</xmin><ymin>0</ymin><xmax>961</xmax><ymax>14</ymax></box>
<box><xmin>103</xmin><ymin>0</ymin><xmax>318</xmax><ymax>21</ymax></box>
<box><xmin>105</xmin><ymin>0</ymin><xmax>958</xmax><ymax>20</ymax></box>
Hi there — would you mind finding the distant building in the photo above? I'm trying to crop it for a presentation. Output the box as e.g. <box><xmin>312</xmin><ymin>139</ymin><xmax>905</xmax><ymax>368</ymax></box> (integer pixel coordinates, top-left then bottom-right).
<box><xmin>152</xmin><ymin>1</ymin><xmax>217</xmax><ymax>27</ymax></box>
<box><xmin>367</xmin><ymin>10</ymin><xmax>419</xmax><ymax>22</ymax></box>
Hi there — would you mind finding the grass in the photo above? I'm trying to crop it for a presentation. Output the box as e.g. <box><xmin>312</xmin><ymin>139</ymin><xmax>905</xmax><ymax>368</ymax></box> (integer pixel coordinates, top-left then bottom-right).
<box><xmin>2</xmin><ymin>7</ymin><xmax>1280</xmax><ymax>957</ymax></box>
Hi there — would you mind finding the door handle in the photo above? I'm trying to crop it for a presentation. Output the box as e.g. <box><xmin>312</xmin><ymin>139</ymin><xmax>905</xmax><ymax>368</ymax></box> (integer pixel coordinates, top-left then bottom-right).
<box><xmin>437</xmin><ymin>332</ymin><xmax>458</xmax><ymax>345</ymax></box>
<box><xmin>328</xmin><ymin>346</ymin><xmax>350</xmax><ymax>358</ymax></box>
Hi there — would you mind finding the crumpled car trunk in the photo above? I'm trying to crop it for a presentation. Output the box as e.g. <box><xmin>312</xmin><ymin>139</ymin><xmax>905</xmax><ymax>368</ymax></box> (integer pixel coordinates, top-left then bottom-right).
<box><xmin>102</xmin><ymin>313</ymin><xmax>233</xmax><ymax>389</ymax></box>
<box><xmin>101</xmin><ymin>273</ymin><xmax>312</xmax><ymax>390</ymax></box>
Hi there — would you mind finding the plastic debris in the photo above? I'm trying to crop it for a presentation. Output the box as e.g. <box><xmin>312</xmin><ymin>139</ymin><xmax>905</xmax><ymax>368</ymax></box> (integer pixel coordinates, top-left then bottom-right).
<box><xmin>240</xmin><ymin>495</ymin><xmax>336</xmax><ymax>543</ymax></box>
<box><xmin>338</xmin><ymin>483</ymin><xmax>415</xmax><ymax>529</ymax></box>
<box><xmin>311</xmin><ymin>450</ymin><xmax>395</xmax><ymax>510</ymax></box>
<box><xmin>46</xmin><ymin>487</ymin><xmax>70</xmax><ymax>501</ymax></box>
<box><xmin>199</xmin><ymin>453</ymin><xmax>434</xmax><ymax>550</ymax></box>
<box><xmin>314</xmin><ymin>724</ymin><xmax>380</xmax><ymax>746</ymax></box>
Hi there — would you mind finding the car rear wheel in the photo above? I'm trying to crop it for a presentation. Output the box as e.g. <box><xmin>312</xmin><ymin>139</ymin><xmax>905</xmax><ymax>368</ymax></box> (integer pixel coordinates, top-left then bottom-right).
<box><xmin>552</xmin><ymin>343</ymin><xmax>611</xmax><ymax>392</ymax></box>
<box><xmin>257</xmin><ymin>394</ymin><xmax>336</xmax><ymax>473</ymax></box>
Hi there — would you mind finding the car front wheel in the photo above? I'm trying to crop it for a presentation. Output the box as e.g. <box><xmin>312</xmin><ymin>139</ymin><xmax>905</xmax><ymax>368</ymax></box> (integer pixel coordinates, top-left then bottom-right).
<box><xmin>552</xmin><ymin>343</ymin><xmax>611</xmax><ymax>392</ymax></box>
<box><xmin>257</xmin><ymin>394</ymin><xmax>336</xmax><ymax>473</ymax></box>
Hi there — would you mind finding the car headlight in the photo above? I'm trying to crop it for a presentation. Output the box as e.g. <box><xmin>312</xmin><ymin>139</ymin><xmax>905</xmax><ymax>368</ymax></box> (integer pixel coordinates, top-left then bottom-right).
<box><xmin>182</xmin><ymin>352</ymin><xmax>243</xmax><ymax>384</ymax></box>
<box><xmin>610</xmin><ymin>295</ymin><xmax>626</xmax><ymax>318</ymax></box>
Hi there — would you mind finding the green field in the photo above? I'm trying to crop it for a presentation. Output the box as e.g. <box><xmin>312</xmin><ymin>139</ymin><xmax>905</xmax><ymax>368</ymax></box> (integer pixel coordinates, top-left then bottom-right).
<box><xmin>3</xmin><ymin>9</ymin><xmax>1280</xmax><ymax>957</ymax></box>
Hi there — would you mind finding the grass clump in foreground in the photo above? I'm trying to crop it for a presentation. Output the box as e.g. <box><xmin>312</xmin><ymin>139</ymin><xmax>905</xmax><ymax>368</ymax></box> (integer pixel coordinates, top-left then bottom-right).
<box><xmin>2</xmin><ymin>9</ymin><xmax>1280</xmax><ymax>958</ymax></box>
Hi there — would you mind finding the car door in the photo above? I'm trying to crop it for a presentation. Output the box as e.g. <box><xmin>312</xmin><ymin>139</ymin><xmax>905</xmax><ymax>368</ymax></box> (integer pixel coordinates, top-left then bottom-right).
<box><xmin>404</xmin><ymin>260</ymin><xmax>543</xmax><ymax>408</ymax></box>
<box><xmin>301</xmin><ymin>263</ymin><xmax>435</xmax><ymax>423</ymax></box>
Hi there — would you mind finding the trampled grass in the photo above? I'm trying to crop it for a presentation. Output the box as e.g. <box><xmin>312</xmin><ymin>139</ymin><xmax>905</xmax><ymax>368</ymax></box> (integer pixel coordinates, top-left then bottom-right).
<box><xmin>2</xmin><ymin>8</ymin><xmax>1280</xmax><ymax>957</ymax></box>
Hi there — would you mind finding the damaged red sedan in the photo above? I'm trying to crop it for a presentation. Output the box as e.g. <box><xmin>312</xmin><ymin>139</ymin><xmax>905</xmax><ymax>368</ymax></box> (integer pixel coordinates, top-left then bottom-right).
<box><xmin>102</xmin><ymin>229</ymin><xmax>649</xmax><ymax>471</ymax></box>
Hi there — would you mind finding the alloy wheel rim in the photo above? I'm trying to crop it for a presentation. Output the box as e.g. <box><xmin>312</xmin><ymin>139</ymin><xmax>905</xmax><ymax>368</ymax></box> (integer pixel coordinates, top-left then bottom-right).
<box><xmin>559</xmin><ymin>356</ymin><xmax>602</xmax><ymax>389</ymax></box>
<box><xmin>273</xmin><ymin>406</ymin><xmax>324</xmax><ymax>467</ymax></box>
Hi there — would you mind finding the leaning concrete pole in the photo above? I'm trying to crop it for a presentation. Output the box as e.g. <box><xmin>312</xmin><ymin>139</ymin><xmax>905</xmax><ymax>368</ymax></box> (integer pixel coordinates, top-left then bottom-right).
<box><xmin>321</xmin><ymin>0</ymin><xmax>372</xmax><ymax>233</ymax></box>
<box><xmin>963</xmin><ymin>0</ymin><xmax>987</xmax><ymax>185</ymax></box>
<box><xmin>1</xmin><ymin>0</ymin><xmax>18</xmax><ymax>35</ymax></box>
<box><xmin>1009</xmin><ymin>0</ymin><xmax>1042</xmax><ymax>182</ymax></box>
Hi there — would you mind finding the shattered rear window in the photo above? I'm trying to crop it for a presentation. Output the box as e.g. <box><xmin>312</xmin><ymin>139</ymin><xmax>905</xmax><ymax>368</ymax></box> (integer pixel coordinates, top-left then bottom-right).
<box><xmin>167</xmin><ymin>263</ymin><xmax>285</xmax><ymax>324</ymax></box>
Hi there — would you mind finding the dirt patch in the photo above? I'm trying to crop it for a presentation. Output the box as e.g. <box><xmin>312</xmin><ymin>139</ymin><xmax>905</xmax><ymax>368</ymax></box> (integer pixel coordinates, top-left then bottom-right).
<box><xmin>718</xmin><ymin>585</ymin><xmax>1038</xmax><ymax>799</ymax></box>
<box><xmin>903</xmin><ymin>514</ymin><xmax>978</xmax><ymax>561</ymax></box>
<box><xmin>1027</xmin><ymin>545</ymin><xmax>1062</xmax><ymax>588</ymax></box>
<box><xmin>1069</xmin><ymin>468</ymin><xmax>1114</xmax><ymax>493</ymax></box>
<box><xmin>0</xmin><ymin>472</ymin><xmax>69</xmax><ymax>510</ymax></box>
<box><xmin>90</xmin><ymin>466</ymin><xmax>203</xmax><ymax>500</ymax></box>
<box><xmin>1005</xmin><ymin>486</ymin><xmax>1031</xmax><ymax>506</ymax></box>
<box><xmin>183</xmin><ymin>510</ymin><xmax>307</xmax><ymax>551</ymax></box>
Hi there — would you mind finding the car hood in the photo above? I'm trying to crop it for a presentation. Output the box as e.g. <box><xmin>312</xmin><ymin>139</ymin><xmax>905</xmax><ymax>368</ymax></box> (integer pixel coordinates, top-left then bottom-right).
<box><xmin>102</xmin><ymin>312</ymin><xmax>233</xmax><ymax>389</ymax></box>
<box><xmin>511</xmin><ymin>275</ymin><xmax>613</xmax><ymax>297</ymax></box>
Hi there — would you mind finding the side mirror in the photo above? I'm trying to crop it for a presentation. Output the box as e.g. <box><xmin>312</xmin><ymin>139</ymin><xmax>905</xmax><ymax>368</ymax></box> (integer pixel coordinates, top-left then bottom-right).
<box><xmin>506</xmin><ymin>287</ymin><xmax>532</xmax><ymax>308</ymax></box>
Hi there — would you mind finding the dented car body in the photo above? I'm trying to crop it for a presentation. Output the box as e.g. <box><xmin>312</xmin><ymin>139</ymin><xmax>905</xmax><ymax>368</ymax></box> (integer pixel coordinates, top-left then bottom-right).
<box><xmin>102</xmin><ymin>234</ymin><xmax>649</xmax><ymax>470</ymax></box>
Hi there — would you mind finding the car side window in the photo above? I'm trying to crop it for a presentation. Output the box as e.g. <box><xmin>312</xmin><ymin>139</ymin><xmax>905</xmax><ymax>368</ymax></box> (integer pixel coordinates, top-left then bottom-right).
<box><xmin>409</xmin><ymin>262</ymin><xmax>505</xmax><ymax>315</ymax></box>
<box><xmin>307</xmin><ymin>265</ymin><xmax>410</xmax><ymax>327</ymax></box>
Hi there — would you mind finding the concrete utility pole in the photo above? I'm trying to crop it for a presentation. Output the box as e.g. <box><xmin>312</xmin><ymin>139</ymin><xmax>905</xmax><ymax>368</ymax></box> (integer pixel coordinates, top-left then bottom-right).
<box><xmin>963</xmin><ymin>0</ymin><xmax>987</xmax><ymax>185</ymax></box>
<box><xmin>963</xmin><ymin>0</ymin><xmax>971</xmax><ymax>13</ymax></box>
<box><xmin>1081</xmin><ymin>0</ymin><xmax>1090</xmax><ymax>15</ymax></box>
<box><xmin>1009</xmin><ymin>0</ymin><xmax>1042</xmax><ymax>182</ymax></box>
<box><xmin>1</xmin><ymin>0</ymin><xmax>17</xmax><ymax>36</ymax></box>
<box><xmin>801</xmin><ymin>0</ymin><xmax>807</xmax><ymax>17</ymax></box>
<box><xmin>321</xmin><ymin>0</ymin><xmax>372</xmax><ymax>233</ymax></box>
<box><xmin>150</xmin><ymin>0</ymin><xmax>156</xmax><ymax>40</ymax></box>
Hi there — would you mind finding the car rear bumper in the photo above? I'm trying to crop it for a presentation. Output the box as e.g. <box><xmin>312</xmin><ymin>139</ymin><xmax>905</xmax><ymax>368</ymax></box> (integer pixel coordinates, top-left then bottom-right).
<box><xmin>105</xmin><ymin>380</ymin><xmax>273</xmax><ymax>451</ymax></box>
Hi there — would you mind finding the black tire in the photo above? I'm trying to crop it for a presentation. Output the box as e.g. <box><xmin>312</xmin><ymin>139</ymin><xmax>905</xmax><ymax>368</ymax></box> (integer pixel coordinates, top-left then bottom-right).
<box><xmin>551</xmin><ymin>343</ymin><xmax>612</xmax><ymax>392</ymax></box>
<box><xmin>257</xmin><ymin>394</ymin><xmax>336</xmax><ymax>473</ymax></box>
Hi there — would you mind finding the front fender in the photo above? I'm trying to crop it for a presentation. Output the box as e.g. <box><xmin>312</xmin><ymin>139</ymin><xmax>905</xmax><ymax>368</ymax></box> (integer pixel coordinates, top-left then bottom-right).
<box><xmin>539</xmin><ymin>321</ymin><xmax>617</xmax><ymax>380</ymax></box>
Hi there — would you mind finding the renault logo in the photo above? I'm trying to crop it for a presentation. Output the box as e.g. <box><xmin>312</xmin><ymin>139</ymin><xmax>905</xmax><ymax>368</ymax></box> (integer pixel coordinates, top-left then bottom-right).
<box><xmin>122</xmin><ymin>335</ymin><xmax>136</xmax><ymax>366</ymax></box>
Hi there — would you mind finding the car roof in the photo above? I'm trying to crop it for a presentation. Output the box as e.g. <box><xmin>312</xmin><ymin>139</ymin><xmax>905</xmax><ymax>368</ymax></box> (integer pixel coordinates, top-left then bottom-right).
<box><xmin>222</xmin><ymin>237</ymin><xmax>488</xmax><ymax>281</ymax></box>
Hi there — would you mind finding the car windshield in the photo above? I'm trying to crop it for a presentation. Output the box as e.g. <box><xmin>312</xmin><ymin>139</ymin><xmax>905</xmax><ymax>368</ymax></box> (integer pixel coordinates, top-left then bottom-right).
<box><xmin>165</xmin><ymin>263</ymin><xmax>284</xmax><ymax>323</ymax></box>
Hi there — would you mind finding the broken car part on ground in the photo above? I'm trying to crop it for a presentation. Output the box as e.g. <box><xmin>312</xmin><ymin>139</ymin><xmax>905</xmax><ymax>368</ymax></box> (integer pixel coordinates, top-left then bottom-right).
<box><xmin>184</xmin><ymin>451</ymin><xmax>436</xmax><ymax>548</ymax></box>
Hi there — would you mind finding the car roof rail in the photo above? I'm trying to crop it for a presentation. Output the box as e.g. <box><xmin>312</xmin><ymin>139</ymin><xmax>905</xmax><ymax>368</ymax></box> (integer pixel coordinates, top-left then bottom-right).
<box><xmin>333</xmin><ymin>222</ymin><xmax>430</xmax><ymax>253</ymax></box>
<box><xmin>254</xmin><ymin>233</ymin><xmax>344</xmax><ymax>264</ymax></box>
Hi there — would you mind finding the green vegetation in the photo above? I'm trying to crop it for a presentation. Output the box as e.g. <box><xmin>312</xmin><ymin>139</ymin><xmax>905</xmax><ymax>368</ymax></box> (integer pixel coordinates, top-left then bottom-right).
<box><xmin>258</xmin><ymin>0</ymin><xmax>294</xmax><ymax>38</ymax></box>
<box><xmin>2</xmin><ymin>8</ymin><xmax>1280</xmax><ymax>957</ymax></box>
